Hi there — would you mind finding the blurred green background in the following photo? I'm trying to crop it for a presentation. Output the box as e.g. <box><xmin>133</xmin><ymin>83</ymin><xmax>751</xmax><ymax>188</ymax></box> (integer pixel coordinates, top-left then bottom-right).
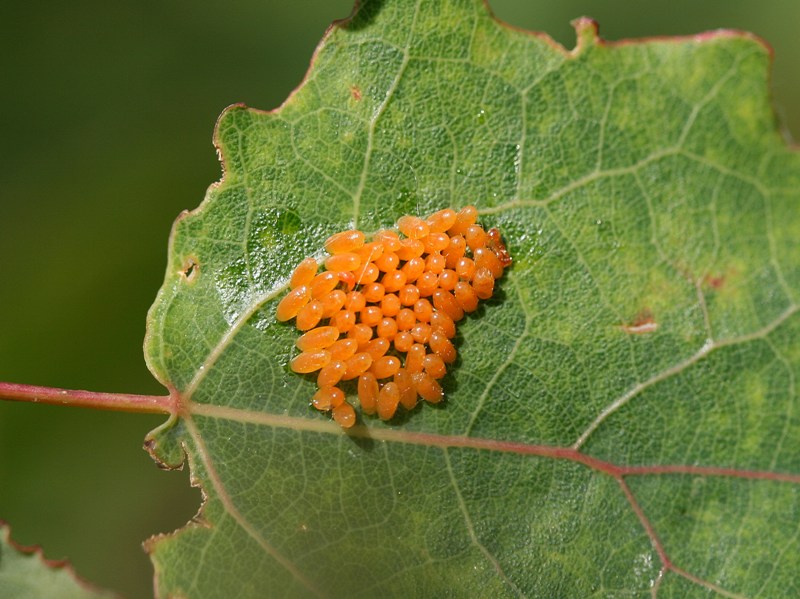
<box><xmin>1</xmin><ymin>1</ymin><xmax>798</xmax><ymax>597</ymax></box>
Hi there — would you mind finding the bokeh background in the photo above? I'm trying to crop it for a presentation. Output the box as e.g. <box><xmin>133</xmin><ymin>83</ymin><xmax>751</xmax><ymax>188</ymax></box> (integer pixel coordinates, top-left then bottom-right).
<box><xmin>1</xmin><ymin>1</ymin><xmax>798</xmax><ymax>597</ymax></box>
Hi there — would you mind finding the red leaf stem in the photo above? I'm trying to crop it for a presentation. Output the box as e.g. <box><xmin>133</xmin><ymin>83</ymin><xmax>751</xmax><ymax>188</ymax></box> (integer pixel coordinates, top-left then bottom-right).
<box><xmin>0</xmin><ymin>381</ymin><xmax>174</xmax><ymax>414</ymax></box>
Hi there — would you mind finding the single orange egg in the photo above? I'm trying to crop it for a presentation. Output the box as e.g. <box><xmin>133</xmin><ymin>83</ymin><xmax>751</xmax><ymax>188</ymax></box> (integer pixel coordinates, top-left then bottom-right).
<box><xmin>290</xmin><ymin>350</ymin><xmax>331</xmax><ymax>374</ymax></box>
<box><xmin>412</xmin><ymin>372</ymin><xmax>444</xmax><ymax>403</ymax></box>
<box><xmin>296</xmin><ymin>326</ymin><xmax>340</xmax><ymax>352</ymax></box>
<box><xmin>295</xmin><ymin>299</ymin><xmax>324</xmax><ymax>331</ymax></box>
<box><xmin>394</xmin><ymin>368</ymin><xmax>418</xmax><ymax>410</ymax></box>
<box><xmin>358</xmin><ymin>372</ymin><xmax>379</xmax><ymax>415</ymax></box>
<box><xmin>324</xmin><ymin>229</ymin><xmax>365</xmax><ymax>254</ymax></box>
<box><xmin>276</xmin><ymin>285</ymin><xmax>311</xmax><ymax>321</ymax></box>
<box><xmin>371</xmin><ymin>355</ymin><xmax>401</xmax><ymax>379</ymax></box>
<box><xmin>311</xmin><ymin>272</ymin><xmax>340</xmax><ymax>298</ymax></box>
<box><xmin>317</xmin><ymin>360</ymin><xmax>348</xmax><ymax>388</ymax></box>
<box><xmin>426</xmin><ymin>208</ymin><xmax>457</xmax><ymax>233</ymax></box>
<box><xmin>332</xmin><ymin>402</ymin><xmax>356</xmax><ymax>428</ymax></box>
<box><xmin>290</xmin><ymin>257</ymin><xmax>318</xmax><ymax>289</ymax></box>
<box><xmin>377</xmin><ymin>382</ymin><xmax>401</xmax><ymax>420</ymax></box>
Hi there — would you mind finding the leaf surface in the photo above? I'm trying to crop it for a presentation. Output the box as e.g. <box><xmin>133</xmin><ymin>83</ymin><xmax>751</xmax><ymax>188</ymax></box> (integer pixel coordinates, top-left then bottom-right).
<box><xmin>0</xmin><ymin>524</ymin><xmax>114</xmax><ymax>599</ymax></box>
<box><xmin>144</xmin><ymin>1</ymin><xmax>800</xmax><ymax>596</ymax></box>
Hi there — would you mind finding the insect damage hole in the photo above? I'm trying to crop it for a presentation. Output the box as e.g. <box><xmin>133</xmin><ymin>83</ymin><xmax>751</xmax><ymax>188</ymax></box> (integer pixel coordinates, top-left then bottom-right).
<box><xmin>179</xmin><ymin>257</ymin><xmax>199</xmax><ymax>283</ymax></box>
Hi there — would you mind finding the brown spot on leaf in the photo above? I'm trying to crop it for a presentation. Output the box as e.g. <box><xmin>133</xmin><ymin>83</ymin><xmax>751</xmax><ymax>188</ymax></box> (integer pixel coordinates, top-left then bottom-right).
<box><xmin>703</xmin><ymin>266</ymin><xmax>740</xmax><ymax>290</ymax></box>
<box><xmin>704</xmin><ymin>273</ymin><xmax>725</xmax><ymax>289</ymax></box>
<box><xmin>620</xmin><ymin>310</ymin><xmax>658</xmax><ymax>334</ymax></box>
<box><xmin>350</xmin><ymin>85</ymin><xmax>362</xmax><ymax>101</ymax></box>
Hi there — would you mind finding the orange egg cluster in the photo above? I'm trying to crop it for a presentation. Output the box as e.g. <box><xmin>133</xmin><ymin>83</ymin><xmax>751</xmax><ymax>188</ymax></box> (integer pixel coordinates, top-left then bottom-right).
<box><xmin>276</xmin><ymin>206</ymin><xmax>511</xmax><ymax>428</ymax></box>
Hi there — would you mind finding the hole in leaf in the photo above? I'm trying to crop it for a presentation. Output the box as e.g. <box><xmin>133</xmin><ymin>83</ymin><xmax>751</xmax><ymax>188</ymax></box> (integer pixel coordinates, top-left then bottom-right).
<box><xmin>180</xmin><ymin>257</ymin><xmax>199</xmax><ymax>282</ymax></box>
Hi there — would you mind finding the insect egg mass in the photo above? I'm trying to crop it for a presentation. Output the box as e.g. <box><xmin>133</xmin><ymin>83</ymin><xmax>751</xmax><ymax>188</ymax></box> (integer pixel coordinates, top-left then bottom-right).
<box><xmin>277</xmin><ymin>206</ymin><xmax>511</xmax><ymax>427</ymax></box>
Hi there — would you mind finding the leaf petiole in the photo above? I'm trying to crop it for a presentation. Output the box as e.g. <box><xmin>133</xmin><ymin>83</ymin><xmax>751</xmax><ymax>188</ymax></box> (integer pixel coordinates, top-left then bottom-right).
<box><xmin>0</xmin><ymin>381</ymin><xmax>175</xmax><ymax>414</ymax></box>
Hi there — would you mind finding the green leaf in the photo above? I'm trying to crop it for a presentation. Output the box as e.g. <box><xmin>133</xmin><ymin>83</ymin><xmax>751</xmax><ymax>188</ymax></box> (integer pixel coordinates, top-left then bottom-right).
<box><xmin>143</xmin><ymin>1</ymin><xmax>800</xmax><ymax>596</ymax></box>
<box><xmin>0</xmin><ymin>524</ymin><xmax>114</xmax><ymax>599</ymax></box>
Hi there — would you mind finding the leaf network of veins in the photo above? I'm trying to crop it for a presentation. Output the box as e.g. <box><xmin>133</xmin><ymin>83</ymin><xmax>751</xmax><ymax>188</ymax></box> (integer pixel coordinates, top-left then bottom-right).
<box><xmin>155</xmin><ymin>12</ymin><xmax>799</xmax><ymax>597</ymax></box>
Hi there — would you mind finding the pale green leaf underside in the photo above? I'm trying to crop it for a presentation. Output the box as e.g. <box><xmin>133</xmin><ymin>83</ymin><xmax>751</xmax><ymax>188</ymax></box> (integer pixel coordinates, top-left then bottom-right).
<box><xmin>0</xmin><ymin>525</ymin><xmax>114</xmax><ymax>599</ymax></box>
<box><xmin>144</xmin><ymin>1</ymin><xmax>800</xmax><ymax>597</ymax></box>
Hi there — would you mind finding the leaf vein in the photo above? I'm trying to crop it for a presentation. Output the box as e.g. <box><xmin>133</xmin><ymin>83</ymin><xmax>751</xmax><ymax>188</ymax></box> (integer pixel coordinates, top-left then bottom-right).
<box><xmin>351</xmin><ymin>0</ymin><xmax>422</xmax><ymax>228</ymax></box>
<box><xmin>443</xmin><ymin>449</ymin><xmax>527</xmax><ymax>597</ymax></box>
<box><xmin>183</xmin><ymin>415</ymin><xmax>328</xmax><ymax>598</ymax></box>
<box><xmin>573</xmin><ymin>303</ymin><xmax>799</xmax><ymax>449</ymax></box>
